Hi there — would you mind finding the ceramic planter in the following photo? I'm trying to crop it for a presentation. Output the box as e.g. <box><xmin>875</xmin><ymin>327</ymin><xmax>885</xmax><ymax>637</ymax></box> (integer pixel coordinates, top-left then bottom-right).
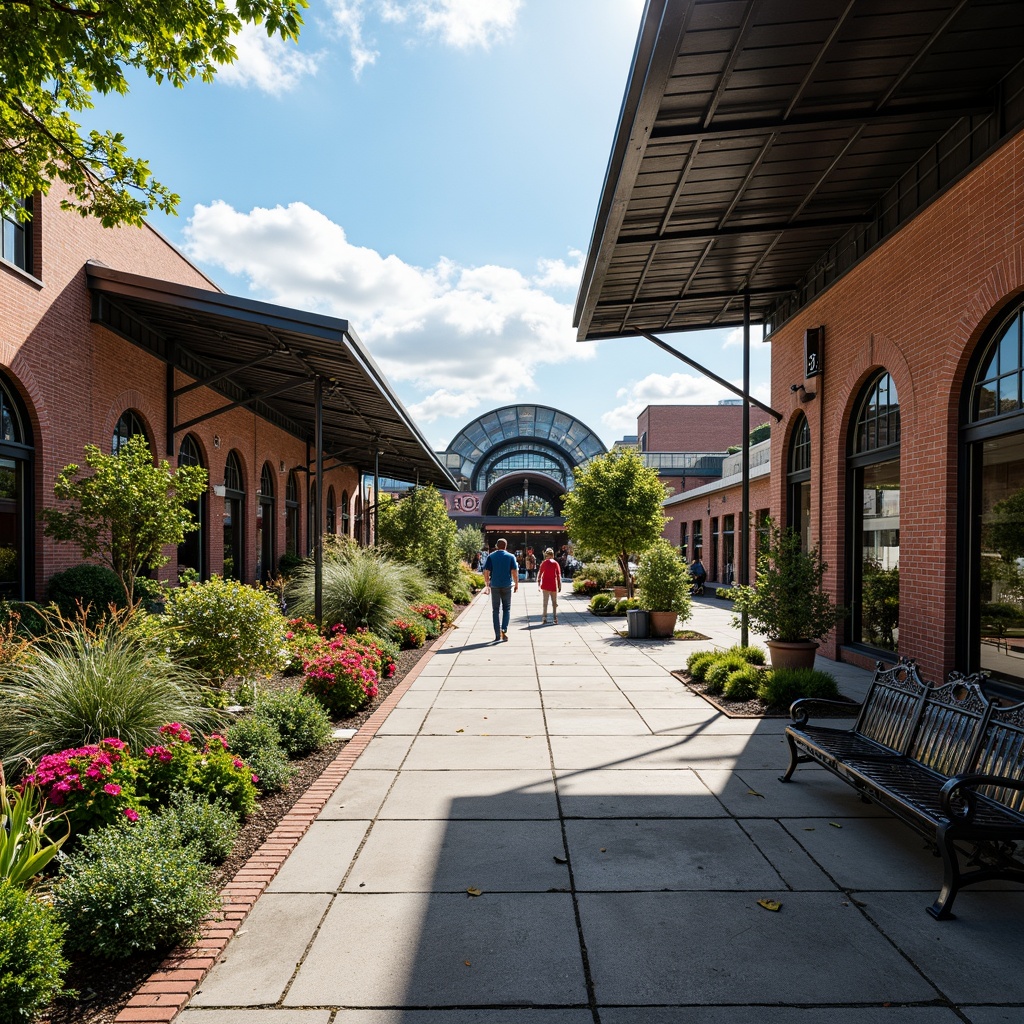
<box><xmin>648</xmin><ymin>610</ymin><xmax>678</xmax><ymax>637</ymax></box>
<box><xmin>766</xmin><ymin>640</ymin><xmax>818</xmax><ymax>670</ymax></box>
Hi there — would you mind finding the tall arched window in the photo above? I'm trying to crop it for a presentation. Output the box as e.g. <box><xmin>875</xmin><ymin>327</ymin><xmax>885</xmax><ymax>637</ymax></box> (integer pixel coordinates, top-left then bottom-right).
<box><xmin>285</xmin><ymin>471</ymin><xmax>300</xmax><ymax>557</ymax></box>
<box><xmin>0</xmin><ymin>374</ymin><xmax>33</xmax><ymax>599</ymax></box>
<box><xmin>964</xmin><ymin>297</ymin><xmax>1024</xmax><ymax>691</ymax></box>
<box><xmin>787</xmin><ymin>414</ymin><xmax>811</xmax><ymax>551</ymax></box>
<box><xmin>341</xmin><ymin>489</ymin><xmax>350</xmax><ymax>537</ymax></box>
<box><xmin>848</xmin><ymin>372</ymin><xmax>900</xmax><ymax>651</ymax></box>
<box><xmin>223</xmin><ymin>451</ymin><xmax>245</xmax><ymax>580</ymax></box>
<box><xmin>326</xmin><ymin>486</ymin><xmax>336</xmax><ymax>535</ymax></box>
<box><xmin>177</xmin><ymin>434</ymin><xmax>206</xmax><ymax>579</ymax></box>
<box><xmin>258</xmin><ymin>463</ymin><xmax>275</xmax><ymax>582</ymax></box>
<box><xmin>112</xmin><ymin>410</ymin><xmax>148</xmax><ymax>455</ymax></box>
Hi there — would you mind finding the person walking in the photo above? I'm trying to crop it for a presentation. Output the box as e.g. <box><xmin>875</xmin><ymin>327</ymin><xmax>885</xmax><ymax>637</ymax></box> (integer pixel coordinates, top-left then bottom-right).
<box><xmin>525</xmin><ymin>548</ymin><xmax>537</xmax><ymax>581</ymax></box>
<box><xmin>537</xmin><ymin>547</ymin><xmax>562</xmax><ymax>624</ymax></box>
<box><xmin>482</xmin><ymin>538</ymin><xmax>519</xmax><ymax>642</ymax></box>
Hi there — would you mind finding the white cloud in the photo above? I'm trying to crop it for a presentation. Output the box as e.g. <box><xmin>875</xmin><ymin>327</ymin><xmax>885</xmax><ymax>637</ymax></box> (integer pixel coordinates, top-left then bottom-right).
<box><xmin>327</xmin><ymin>0</ymin><xmax>379</xmax><ymax>78</ymax></box>
<box><xmin>534</xmin><ymin>250</ymin><xmax>583</xmax><ymax>291</ymax></box>
<box><xmin>217</xmin><ymin>22</ymin><xmax>321</xmax><ymax>94</ymax></box>
<box><xmin>722</xmin><ymin>324</ymin><xmax>771</xmax><ymax>350</ymax></box>
<box><xmin>408</xmin><ymin>388</ymin><xmax>479</xmax><ymax>423</ymax></box>
<box><xmin>380</xmin><ymin>0</ymin><xmax>522</xmax><ymax>49</ymax></box>
<box><xmin>183</xmin><ymin>200</ymin><xmax>594</xmax><ymax>413</ymax></box>
<box><xmin>601</xmin><ymin>372</ymin><xmax>772</xmax><ymax>433</ymax></box>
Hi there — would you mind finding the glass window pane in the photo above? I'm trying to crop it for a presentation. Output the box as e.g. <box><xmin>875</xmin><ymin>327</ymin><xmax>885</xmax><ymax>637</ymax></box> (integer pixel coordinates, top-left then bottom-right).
<box><xmin>858</xmin><ymin>459</ymin><xmax>900</xmax><ymax>650</ymax></box>
<box><xmin>999</xmin><ymin>320</ymin><xmax>1020</xmax><ymax>375</ymax></box>
<box><xmin>999</xmin><ymin>374</ymin><xmax>1020</xmax><ymax>415</ymax></box>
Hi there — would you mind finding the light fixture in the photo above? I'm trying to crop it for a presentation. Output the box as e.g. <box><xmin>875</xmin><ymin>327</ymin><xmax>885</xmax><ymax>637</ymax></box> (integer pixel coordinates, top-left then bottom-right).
<box><xmin>213</xmin><ymin>484</ymin><xmax>226</xmax><ymax>497</ymax></box>
<box><xmin>279</xmin><ymin>460</ymin><xmax>285</xmax><ymax>473</ymax></box>
<box><xmin>790</xmin><ymin>383</ymin><xmax>816</xmax><ymax>403</ymax></box>
<box><xmin>213</xmin><ymin>435</ymin><xmax>221</xmax><ymax>449</ymax></box>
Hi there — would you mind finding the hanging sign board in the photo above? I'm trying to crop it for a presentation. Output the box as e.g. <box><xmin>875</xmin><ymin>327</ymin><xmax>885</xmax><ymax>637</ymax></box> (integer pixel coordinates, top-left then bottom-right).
<box><xmin>804</xmin><ymin>326</ymin><xmax>824</xmax><ymax>379</ymax></box>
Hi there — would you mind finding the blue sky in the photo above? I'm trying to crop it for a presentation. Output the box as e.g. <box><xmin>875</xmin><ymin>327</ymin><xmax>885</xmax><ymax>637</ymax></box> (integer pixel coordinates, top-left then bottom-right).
<box><xmin>88</xmin><ymin>0</ymin><xmax>771</xmax><ymax>452</ymax></box>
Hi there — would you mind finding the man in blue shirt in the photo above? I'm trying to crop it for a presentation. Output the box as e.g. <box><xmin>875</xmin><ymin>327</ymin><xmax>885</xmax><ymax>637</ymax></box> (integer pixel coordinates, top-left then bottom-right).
<box><xmin>482</xmin><ymin>537</ymin><xmax>519</xmax><ymax>642</ymax></box>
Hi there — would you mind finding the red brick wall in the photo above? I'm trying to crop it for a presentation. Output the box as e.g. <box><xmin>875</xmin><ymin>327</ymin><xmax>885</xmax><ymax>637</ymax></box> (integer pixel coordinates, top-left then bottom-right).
<box><xmin>638</xmin><ymin>404</ymin><xmax>766</xmax><ymax>452</ymax></box>
<box><xmin>768</xmin><ymin>130</ymin><xmax>1024</xmax><ymax>682</ymax></box>
<box><xmin>0</xmin><ymin>182</ymin><xmax>362</xmax><ymax>597</ymax></box>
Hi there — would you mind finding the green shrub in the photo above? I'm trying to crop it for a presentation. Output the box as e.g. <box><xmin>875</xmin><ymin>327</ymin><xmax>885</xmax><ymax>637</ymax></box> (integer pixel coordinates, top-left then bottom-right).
<box><xmin>588</xmin><ymin>593</ymin><xmax>616</xmax><ymax>616</ymax></box>
<box><xmin>758</xmin><ymin>667</ymin><xmax>840</xmax><ymax>708</ymax></box>
<box><xmin>54</xmin><ymin>816</ymin><xmax>219</xmax><ymax>959</ymax></box>
<box><xmin>0</xmin><ymin>612</ymin><xmax>219</xmax><ymax>775</ymax></box>
<box><xmin>615</xmin><ymin>597</ymin><xmax>641</xmax><ymax>614</ymax></box>
<box><xmin>573</xmin><ymin>577</ymin><xmax>600</xmax><ymax>596</ymax></box>
<box><xmin>302</xmin><ymin>635</ymin><xmax>380</xmax><ymax>717</ymax></box>
<box><xmin>0</xmin><ymin>878</ymin><xmax>69</xmax><ymax>1022</ymax></box>
<box><xmin>0</xmin><ymin>781</ymin><xmax>68</xmax><ymax>888</ymax></box>
<box><xmin>724</xmin><ymin>644</ymin><xmax>766</xmax><ymax>666</ymax></box>
<box><xmin>424</xmin><ymin>591</ymin><xmax>455</xmax><ymax>617</ymax></box>
<box><xmin>277</xmin><ymin>552</ymin><xmax>305</xmax><ymax>578</ymax></box>
<box><xmin>226</xmin><ymin>715</ymin><xmax>294</xmax><ymax>793</ymax></box>
<box><xmin>46</xmin><ymin>564</ymin><xmax>126</xmax><ymax>620</ymax></box>
<box><xmin>704</xmin><ymin>654</ymin><xmax>748</xmax><ymax>695</ymax></box>
<box><xmin>686</xmin><ymin>649</ymin><xmax>720</xmax><ymax>681</ymax></box>
<box><xmin>582</xmin><ymin>560</ymin><xmax>623</xmax><ymax>587</ymax></box>
<box><xmin>252</xmin><ymin>688</ymin><xmax>332</xmax><ymax>759</ymax></box>
<box><xmin>347</xmin><ymin>629</ymin><xmax>398</xmax><ymax>682</ymax></box>
<box><xmin>723</xmin><ymin>664</ymin><xmax>763</xmax><ymax>701</ymax></box>
<box><xmin>412</xmin><ymin>606</ymin><xmax>442</xmax><ymax>638</ymax></box>
<box><xmin>392</xmin><ymin>615</ymin><xmax>427</xmax><ymax>649</ymax></box>
<box><xmin>167</xmin><ymin>576</ymin><xmax>286</xmax><ymax>680</ymax></box>
<box><xmin>155</xmin><ymin>791</ymin><xmax>239</xmax><ymax>865</ymax></box>
<box><xmin>450</xmin><ymin>584</ymin><xmax>473</xmax><ymax>605</ymax></box>
<box><xmin>635</xmin><ymin>539</ymin><xmax>692</xmax><ymax>618</ymax></box>
<box><xmin>282</xmin><ymin>617</ymin><xmax>325</xmax><ymax>675</ymax></box>
<box><xmin>137</xmin><ymin>723</ymin><xmax>258</xmax><ymax>819</ymax></box>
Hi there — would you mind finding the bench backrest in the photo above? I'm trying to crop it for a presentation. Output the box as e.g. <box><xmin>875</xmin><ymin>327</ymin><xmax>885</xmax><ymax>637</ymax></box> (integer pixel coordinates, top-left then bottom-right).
<box><xmin>906</xmin><ymin>675</ymin><xmax>990</xmax><ymax>777</ymax></box>
<box><xmin>971</xmin><ymin>699</ymin><xmax>1024</xmax><ymax>813</ymax></box>
<box><xmin>854</xmin><ymin>659</ymin><xmax>929</xmax><ymax>754</ymax></box>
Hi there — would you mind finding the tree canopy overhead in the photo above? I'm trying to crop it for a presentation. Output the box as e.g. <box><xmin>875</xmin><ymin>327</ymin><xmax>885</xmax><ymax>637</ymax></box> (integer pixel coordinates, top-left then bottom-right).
<box><xmin>1</xmin><ymin>0</ymin><xmax>306</xmax><ymax>227</ymax></box>
<box><xmin>561</xmin><ymin>448</ymin><xmax>668</xmax><ymax>598</ymax></box>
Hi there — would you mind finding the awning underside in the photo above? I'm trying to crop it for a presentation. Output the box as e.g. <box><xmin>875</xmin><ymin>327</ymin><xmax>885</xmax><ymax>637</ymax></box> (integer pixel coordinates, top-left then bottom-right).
<box><xmin>86</xmin><ymin>263</ymin><xmax>454</xmax><ymax>488</ymax></box>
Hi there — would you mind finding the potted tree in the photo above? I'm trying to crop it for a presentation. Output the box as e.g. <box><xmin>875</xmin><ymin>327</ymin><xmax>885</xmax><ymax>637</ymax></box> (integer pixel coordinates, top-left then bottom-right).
<box><xmin>635</xmin><ymin>539</ymin><xmax>692</xmax><ymax>638</ymax></box>
<box><xmin>729</xmin><ymin>520</ymin><xmax>844</xmax><ymax>669</ymax></box>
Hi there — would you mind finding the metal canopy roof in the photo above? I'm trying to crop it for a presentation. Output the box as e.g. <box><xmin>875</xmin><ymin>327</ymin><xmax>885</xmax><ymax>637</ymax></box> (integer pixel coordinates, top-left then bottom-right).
<box><xmin>86</xmin><ymin>263</ymin><xmax>455</xmax><ymax>488</ymax></box>
<box><xmin>575</xmin><ymin>0</ymin><xmax>1024</xmax><ymax>341</ymax></box>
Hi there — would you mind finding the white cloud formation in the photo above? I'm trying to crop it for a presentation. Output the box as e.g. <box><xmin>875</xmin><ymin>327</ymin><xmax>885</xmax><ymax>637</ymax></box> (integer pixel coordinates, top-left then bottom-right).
<box><xmin>216</xmin><ymin>22</ymin><xmax>321</xmax><ymax>94</ymax></box>
<box><xmin>327</xmin><ymin>0</ymin><xmax>380</xmax><ymax>78</ymax></box>
<box><xmin>183</xmin><ymin>201</ymin><xmax>593</xmax><ymax>418</ymax></box>
<box><xmin>380</xmin><ymin>0</ymin><xmax>522</xmax><ymax>49</ymax></box>
<box><xmin>534</xmin><ymin>250</ymin><xmax>583</xmax><ymax>291</ymax></box>
<box><xmin>601</xmin><ymin>371</ymin><xmax>772</xmax><ymax>434</ymax></box>
<box><xmin>722</xmin><ymin>324</ymin><xmax>771</xmax><ymax>350</ymax></box>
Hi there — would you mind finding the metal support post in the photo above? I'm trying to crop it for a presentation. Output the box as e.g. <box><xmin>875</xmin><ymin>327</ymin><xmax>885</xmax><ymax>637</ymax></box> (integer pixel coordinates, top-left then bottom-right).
<box><xmin>740</xmin><ymin>291</ymin><xmax>751</xmax><ymax>648</ymax></box>
<box><xmin>314</xmin><ymin>375</ymin><xmax>323</xmax><ymax>626</ymax></box>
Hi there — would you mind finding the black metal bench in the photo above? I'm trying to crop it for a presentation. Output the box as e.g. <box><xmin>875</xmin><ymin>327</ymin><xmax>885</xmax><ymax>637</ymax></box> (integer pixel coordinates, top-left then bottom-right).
<box><xmin>780</xmin><ymin>657</ymin><xmax>1024</xmax><ymax>919</ymax></box>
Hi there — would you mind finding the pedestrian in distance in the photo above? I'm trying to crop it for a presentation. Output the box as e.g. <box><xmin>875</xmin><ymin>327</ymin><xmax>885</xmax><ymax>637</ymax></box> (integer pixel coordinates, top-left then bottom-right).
<box><xmin>482</xmin><ymin>538</ymin><xmax>518</xmax><ymax>642</ymax></box>
<box><xmin>537</xmin><ymin>547</ymin><xmax>562</xmax><ymax>624</ymax></box>
<box><xmin>525</xmin><ymin>548</ymin><xmax>537</xmax><ymax>581</ymax></box>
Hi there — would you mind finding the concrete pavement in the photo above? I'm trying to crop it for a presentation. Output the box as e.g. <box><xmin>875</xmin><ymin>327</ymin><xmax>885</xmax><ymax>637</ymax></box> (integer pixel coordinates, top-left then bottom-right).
<box><xmin>177</xmin><ymin>589</ymin><xmax>1024</xmax><ymax>1023</ymax></box>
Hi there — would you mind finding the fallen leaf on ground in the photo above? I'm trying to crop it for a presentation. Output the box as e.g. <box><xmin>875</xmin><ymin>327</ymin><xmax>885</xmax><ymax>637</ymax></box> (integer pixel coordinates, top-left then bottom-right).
<box><xmin>466</xmin><ymin>887</ymin><xmax>482</xmax><ymax>897</ymax></box>
<box><xmin>803</xmin><ymin>827</ymin><xmax>815</xmax><ymax>831</ymax></box>
<box><xmin>456</xmin><ymin>729</ymin><xmax>464</xmax><ymax>733</ymax></box>
<box><xmin>757</xmin><ymin>899</ymin><xmax>783</xmax><ymax>912</ymax></box>
<box><xmin>554</xmin><ymin>855</ymin><xmax>568</xmax><ymax>864</ymax></box>
<box><xmin>600</xmin><ymin>848</ymin><xmax>607</xmax><ymax>853</ymax></box>
<box><xmin>464</xmin><ymin>961</ymin><xmax>471</xmax><ymax>966</ymax></box>
<box><xmin>747</xmin><ymin>788</ymin><xmax>765</xmax><ymax>798</ymax></box>
<box><xmin>829</xmin><ymin>822</ymin><xmax>842</xmax><ymax>829</ymax></box>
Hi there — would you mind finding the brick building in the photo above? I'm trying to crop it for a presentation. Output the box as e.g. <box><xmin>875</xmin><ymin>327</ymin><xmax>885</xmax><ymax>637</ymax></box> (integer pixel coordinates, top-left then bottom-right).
<box><xmin>575</xmin><ymin>0</ymin><xmax>1024</xmax><ymax>693</ymax></box>
<box><xmin>0</xmin><ymin>183</ymin><xmax>450</xmax><ymax>601</ymax></box>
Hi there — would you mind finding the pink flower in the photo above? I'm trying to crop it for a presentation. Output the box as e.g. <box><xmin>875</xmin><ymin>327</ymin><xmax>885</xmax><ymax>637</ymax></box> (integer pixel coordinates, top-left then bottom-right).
<box><xmin>251</xmin><ymin>774</ymin><xmax>259</xmax><ymax>784</ymax></box>
<box><xmin>103</xmin><ymin>783</ymin><xmax>122</xmax><ymax>796</ymax></box>
<box><xmin>233</xmin><ymin>759</ymin><xmax>244</xmax><ymax>770</ymax></box>
<box><xmin>124</xmin><ymin>807</ymin><xmax>139</xmax><ymax>822</ymax></box>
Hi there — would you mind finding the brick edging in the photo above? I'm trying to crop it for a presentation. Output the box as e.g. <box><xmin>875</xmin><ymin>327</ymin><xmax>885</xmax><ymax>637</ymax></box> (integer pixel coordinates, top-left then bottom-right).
<box><xmin>114</xmin><ymin>604</ymin><xmax>468</xmax><ymax>1023</ymax></box>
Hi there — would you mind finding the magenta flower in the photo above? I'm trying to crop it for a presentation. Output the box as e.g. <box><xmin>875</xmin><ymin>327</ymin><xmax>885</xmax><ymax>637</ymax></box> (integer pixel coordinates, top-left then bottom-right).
<box><xmin>103</xmin><ymin>783</ymin><xmax>122</xmax><ymax>796</ymax></box>
<box><xmin>124</xmin><ymin>807</ymin><xmax>140</xmax><ymax>822</ymax></box>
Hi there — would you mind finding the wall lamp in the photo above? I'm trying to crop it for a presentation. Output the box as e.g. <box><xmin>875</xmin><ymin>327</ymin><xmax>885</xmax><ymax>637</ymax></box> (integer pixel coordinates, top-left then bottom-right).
<box><xmin>790</xmin><ymin>383</ymin><xmax>817</xmax><ymax>403</ymax></box>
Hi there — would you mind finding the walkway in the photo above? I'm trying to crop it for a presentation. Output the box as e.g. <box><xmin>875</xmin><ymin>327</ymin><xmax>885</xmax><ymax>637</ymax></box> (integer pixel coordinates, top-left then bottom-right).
<box><xmin>178</xmin><ymin>591</ymin><xmax>1024</xmax><ymax>1023</ymax></box>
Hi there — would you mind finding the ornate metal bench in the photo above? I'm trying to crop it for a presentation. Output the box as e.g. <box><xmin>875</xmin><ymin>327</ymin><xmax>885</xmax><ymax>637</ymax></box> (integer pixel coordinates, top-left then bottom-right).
<box><xmin>780</xmin><ymin>658</ymin><xmax>1024</xmax><ymax>918</ymax></box>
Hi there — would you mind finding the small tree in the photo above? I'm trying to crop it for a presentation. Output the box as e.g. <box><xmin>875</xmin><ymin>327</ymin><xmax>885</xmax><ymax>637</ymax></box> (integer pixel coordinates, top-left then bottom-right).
<box><xmin>456</xmin><ymin>524</ymin><xmax>485</xmax><ymax>565</ymax></box>
<box><xmin>562</xmin><ymin>448</ymin><xmax>668</xmax><ymax>598</ymax></box>
<box><xmin>376</xmin><ymin>485</ymin><xmax>460</xmax><ymax>597</ymax></box>
<box><xmin>40</xmin><ymin>435</ymin><xmax>207</xmax><ymax>605</ymax></box>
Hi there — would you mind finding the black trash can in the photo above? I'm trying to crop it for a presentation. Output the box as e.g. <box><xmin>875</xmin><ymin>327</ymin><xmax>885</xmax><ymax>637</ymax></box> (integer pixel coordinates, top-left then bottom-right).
<box><xmin>626</xmin><ymin>609</ymin><xmax>650</xmax><ymax>639</ymax></box>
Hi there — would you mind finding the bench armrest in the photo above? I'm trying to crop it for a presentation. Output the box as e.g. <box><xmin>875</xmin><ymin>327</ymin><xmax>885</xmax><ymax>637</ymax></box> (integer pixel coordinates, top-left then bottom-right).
<box><xmin>789</xmin><ymin>697</ymin><xmax>862</xmax><ymax>727</ymax></box>
<box><xmin>938</xmin><ymin>773</ymin><xmax>1024</xmax><ymax>824</ymax></box>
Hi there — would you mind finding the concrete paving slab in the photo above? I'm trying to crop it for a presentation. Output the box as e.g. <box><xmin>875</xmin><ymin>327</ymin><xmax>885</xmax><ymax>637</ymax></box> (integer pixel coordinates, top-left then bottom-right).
<box><xmin>550</xmin><ymin>733</ymin><xmax>790</xmax><ymax>771</ymax></box>
<box><xmin>545</xmin><ymin>709</ymin><xmax>652</xmax><ymax>735</ymax></box>
<box><xmin>605</xmin><ymin>676</ymin><xmax>692</xmax><ymax>691</ymax></box>
<box><xmin>639</xmin><ymin>709</ymin><xmax>788</xmax><ymax>734</ymax></box>
<box><xmin>619</xmin><ymin>689</ymin><xmax>712</xmax><ymax>709</ymax></box>
<box><xmin>739</xmin><ymin>819</ymin><xmax>838</xmax><ymax>890</ymax></box>
<box><xmin>267</xmin><ymin>820</ymin><xmax>369</xmax><ymax>892</ymax></box>
<box><xmin>441</xmin><ymin>675</ymin><xmax>540</xmax><ymax>691</ymax></box>
<box><xmin>405</xmin><ymin>676</ymin><xmax>443</xmax><ymax>692</ymax></box>
<box><xmin>447</xmin><ymin>664</ymin><xmax>537</xmax><ymax>676</ymax></box>
<box><xmin>376</xmin><ymin>707</ymin><xmax>429</xmax><ymax>734</ymax></box>
<box><xmin>403</xmin><ymin>735</ymin><xmax>552</xmax><ymax>770</ymax></box>
<box><xmin>962</xmin><ymin>1009</ymin><xmax>1024</xmax><ymax>1024</ymax></box>
<box><xmin>432</xmin><ymin>689</ymin><xmax>543</xmax><ymax>708</ymax></box>
<box><xmin>285</xmin><ymin>893</ymin><xmax>587</xmax><ymax>1006</ymax></box>
<box><xmin>565</xmin><ymin>818</ymin><xmax>784</xmax><ymax>891</ymax></box>
<box><xmin>698</xmin><ymin>769</ymin><xmax>889</xmax><ymax>818</ymax></box>
<box><xmin>179</xmin><ymin>1012</ymin><xmax>333</xmax><ymax>1023</ymax></box>
<box><xmin>578</xmin><ymin>891</ymin><xmax>938</xmax><ymax>1005</ymax></box>
<box><xmin>542</xmin><ymin>690</ymin><xmax>634</xmax><ymax>709</ymax></box>
<box><xmin>333</xmin><ymin>1013</ymin><xmax>594</xmax><ymax>1024</ymax></box>
<box><xmin>421</xmin><ymin>707</ymin><xmax>547</xmax><ymax>735</ymax></box>
<box><xmin>861</xmin><ymin>890</ymin><xmax>1024</xmax><ymax>1002</ymax></box>
<box><xmin>379</xmin><ymin>769</ymin><xmax>558</xmax><ymax>820</ymax></box>
<box><xmin>352</xmin><ymin>734</ymin><xmax>415</xmax><ymax>770</ymax></box>
<box><xmin>317</xmin><ymin>769</ymin><xmax>396</xmax><ymax>820</ymax></box>
<box><xmin>343</xmin><ymin>819</ymin><xmax>569</xmax><ymax>892</ymax></box>
<box><xmin>395</xmin><ymin>691</ymin><xmax>441</xmax><ymax>709</ymax></box>
<box><xmin>555</xmin><ymin>767</ymin><xmax>728</xmax><ymax>818</ymax></box>
<box><xmin>536</xmin><ymin>664</ymin><xmax>605</xmax><ymax>676</ymax></box>
<box><xmin>600</xmin><ymin>1009</ymin><xmax>963</xmax><ymax>1024</ymax></box>
<box><xmin>190</xmin><ymin>893</ymin><xmax>331</xmax><ymax>1006</ymax></box>
<box><xmin>537</xmin><ymin>677</ymin><xmax>621</xmax><ymax>692</ymax></box>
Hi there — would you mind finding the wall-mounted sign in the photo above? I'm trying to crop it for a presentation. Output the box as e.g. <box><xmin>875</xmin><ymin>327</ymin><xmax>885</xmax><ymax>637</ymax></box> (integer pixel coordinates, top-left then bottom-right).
<box><xmin>444</xmin><ymin>492</ymin><xmax>483</xmax><ymax>514</ymax></box>
<box><xmin>804</xmin><ymin>326</ymin><xmax>824</xmax><ymax>379</ymax></box>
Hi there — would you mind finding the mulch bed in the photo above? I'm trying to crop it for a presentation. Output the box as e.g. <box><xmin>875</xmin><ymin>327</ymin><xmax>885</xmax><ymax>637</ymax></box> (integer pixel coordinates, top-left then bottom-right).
<box><xmin>612</xmin><ymin>628</ymin><xmax>710</xmax><ymax>641</ymax></box>
<box><xmin>42</xmin><ymin>643</ymin><xmax>435</xmax><ymax>1024</ymax></box>
<box><xmin>672</xmin><ymin>670</ymin><xmax>861</xmax><ymax>719</ymax></box>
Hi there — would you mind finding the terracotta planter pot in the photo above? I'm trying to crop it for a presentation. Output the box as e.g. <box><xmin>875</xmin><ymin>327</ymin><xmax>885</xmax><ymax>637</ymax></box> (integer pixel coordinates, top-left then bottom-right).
<box><xmin>613</xmin><ymin>586</ymin><xmax>628</xmax><ymax>599</ymax></box>
<box><xmin>648</xmin><ymin>610</ymin><xmax>678</xmax><ymax>637</ymax></box>
<box><xmin>766</xmin><ymin>640</ymin><xmax>819</xmax><ymax>670</ymax></box>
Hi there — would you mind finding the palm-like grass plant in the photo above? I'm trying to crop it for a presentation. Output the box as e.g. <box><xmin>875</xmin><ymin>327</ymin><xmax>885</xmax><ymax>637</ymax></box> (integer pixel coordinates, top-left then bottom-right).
<box><xmin>286</xmin><ymin>546</ymin><xmax>434</xmax><ymax>636</ymax></box>
<box><xmin>0</xmin><ymin>610</ymin><xmax>221</xmax><ymax>777</ymax></box>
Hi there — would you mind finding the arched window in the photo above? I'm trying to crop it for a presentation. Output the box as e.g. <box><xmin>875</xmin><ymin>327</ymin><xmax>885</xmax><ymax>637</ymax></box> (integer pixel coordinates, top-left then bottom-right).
<box><xmin>222</xmin><ymin>451</ymin><xmax>245</xmax><ymax>580</ymax></box>
<box><xmin>177</xmin><ymin>434</ymin><xmax>206</xmax><ymax>580</ymax></box>
<box><xmin>964</xmin><ymin>298</ymin><xmax>1024</xmax><ymax>690</ymax></box>
<box><xmin>341</xmin><ymin>489</ymin><xmax>350</xmax><ymax>537</ymax></box>
<box><xmin>848</xmin><ymin>372</ymin><xmax>901</xmax><ymax>651</ymax></box>
<box><xmin>354</xmin><ymin>493</ymin><xmax>364</xmax><ymax>545</ymax></box>
<box><xmin>326</xmin><ymin>486</ymin><xmax>336</xmax><ymax>535</ymax></box>
<box><xmin>258</xmin><ymin>463</ymin><xmax>275</xmax><ymax>582</ymax></box>
<box><xmin>112</xmin><ymin>410</ymin><xmax>148</xmax><ymax>455</ymax></box>
<box><xmin>285</xmin><ymin>471</ymin><xmax>300</xmax><ymax>557</ymax></box>
<box><xmin>0</xmin><ymin>374</ymin><xmax>33</xmax><ymax>599</ymax></box>
<box><xmin>787</xmin><ymin>414</ymin><xmax>811</xmax><ymax>550</ymax></box>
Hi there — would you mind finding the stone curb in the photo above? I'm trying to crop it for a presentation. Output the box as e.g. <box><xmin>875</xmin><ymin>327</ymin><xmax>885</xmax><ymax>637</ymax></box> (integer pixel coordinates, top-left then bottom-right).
<box><xmin>113</xmin><ymin>603</ymin><xmax>468</xmax><ymax>1023</ymax></box>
